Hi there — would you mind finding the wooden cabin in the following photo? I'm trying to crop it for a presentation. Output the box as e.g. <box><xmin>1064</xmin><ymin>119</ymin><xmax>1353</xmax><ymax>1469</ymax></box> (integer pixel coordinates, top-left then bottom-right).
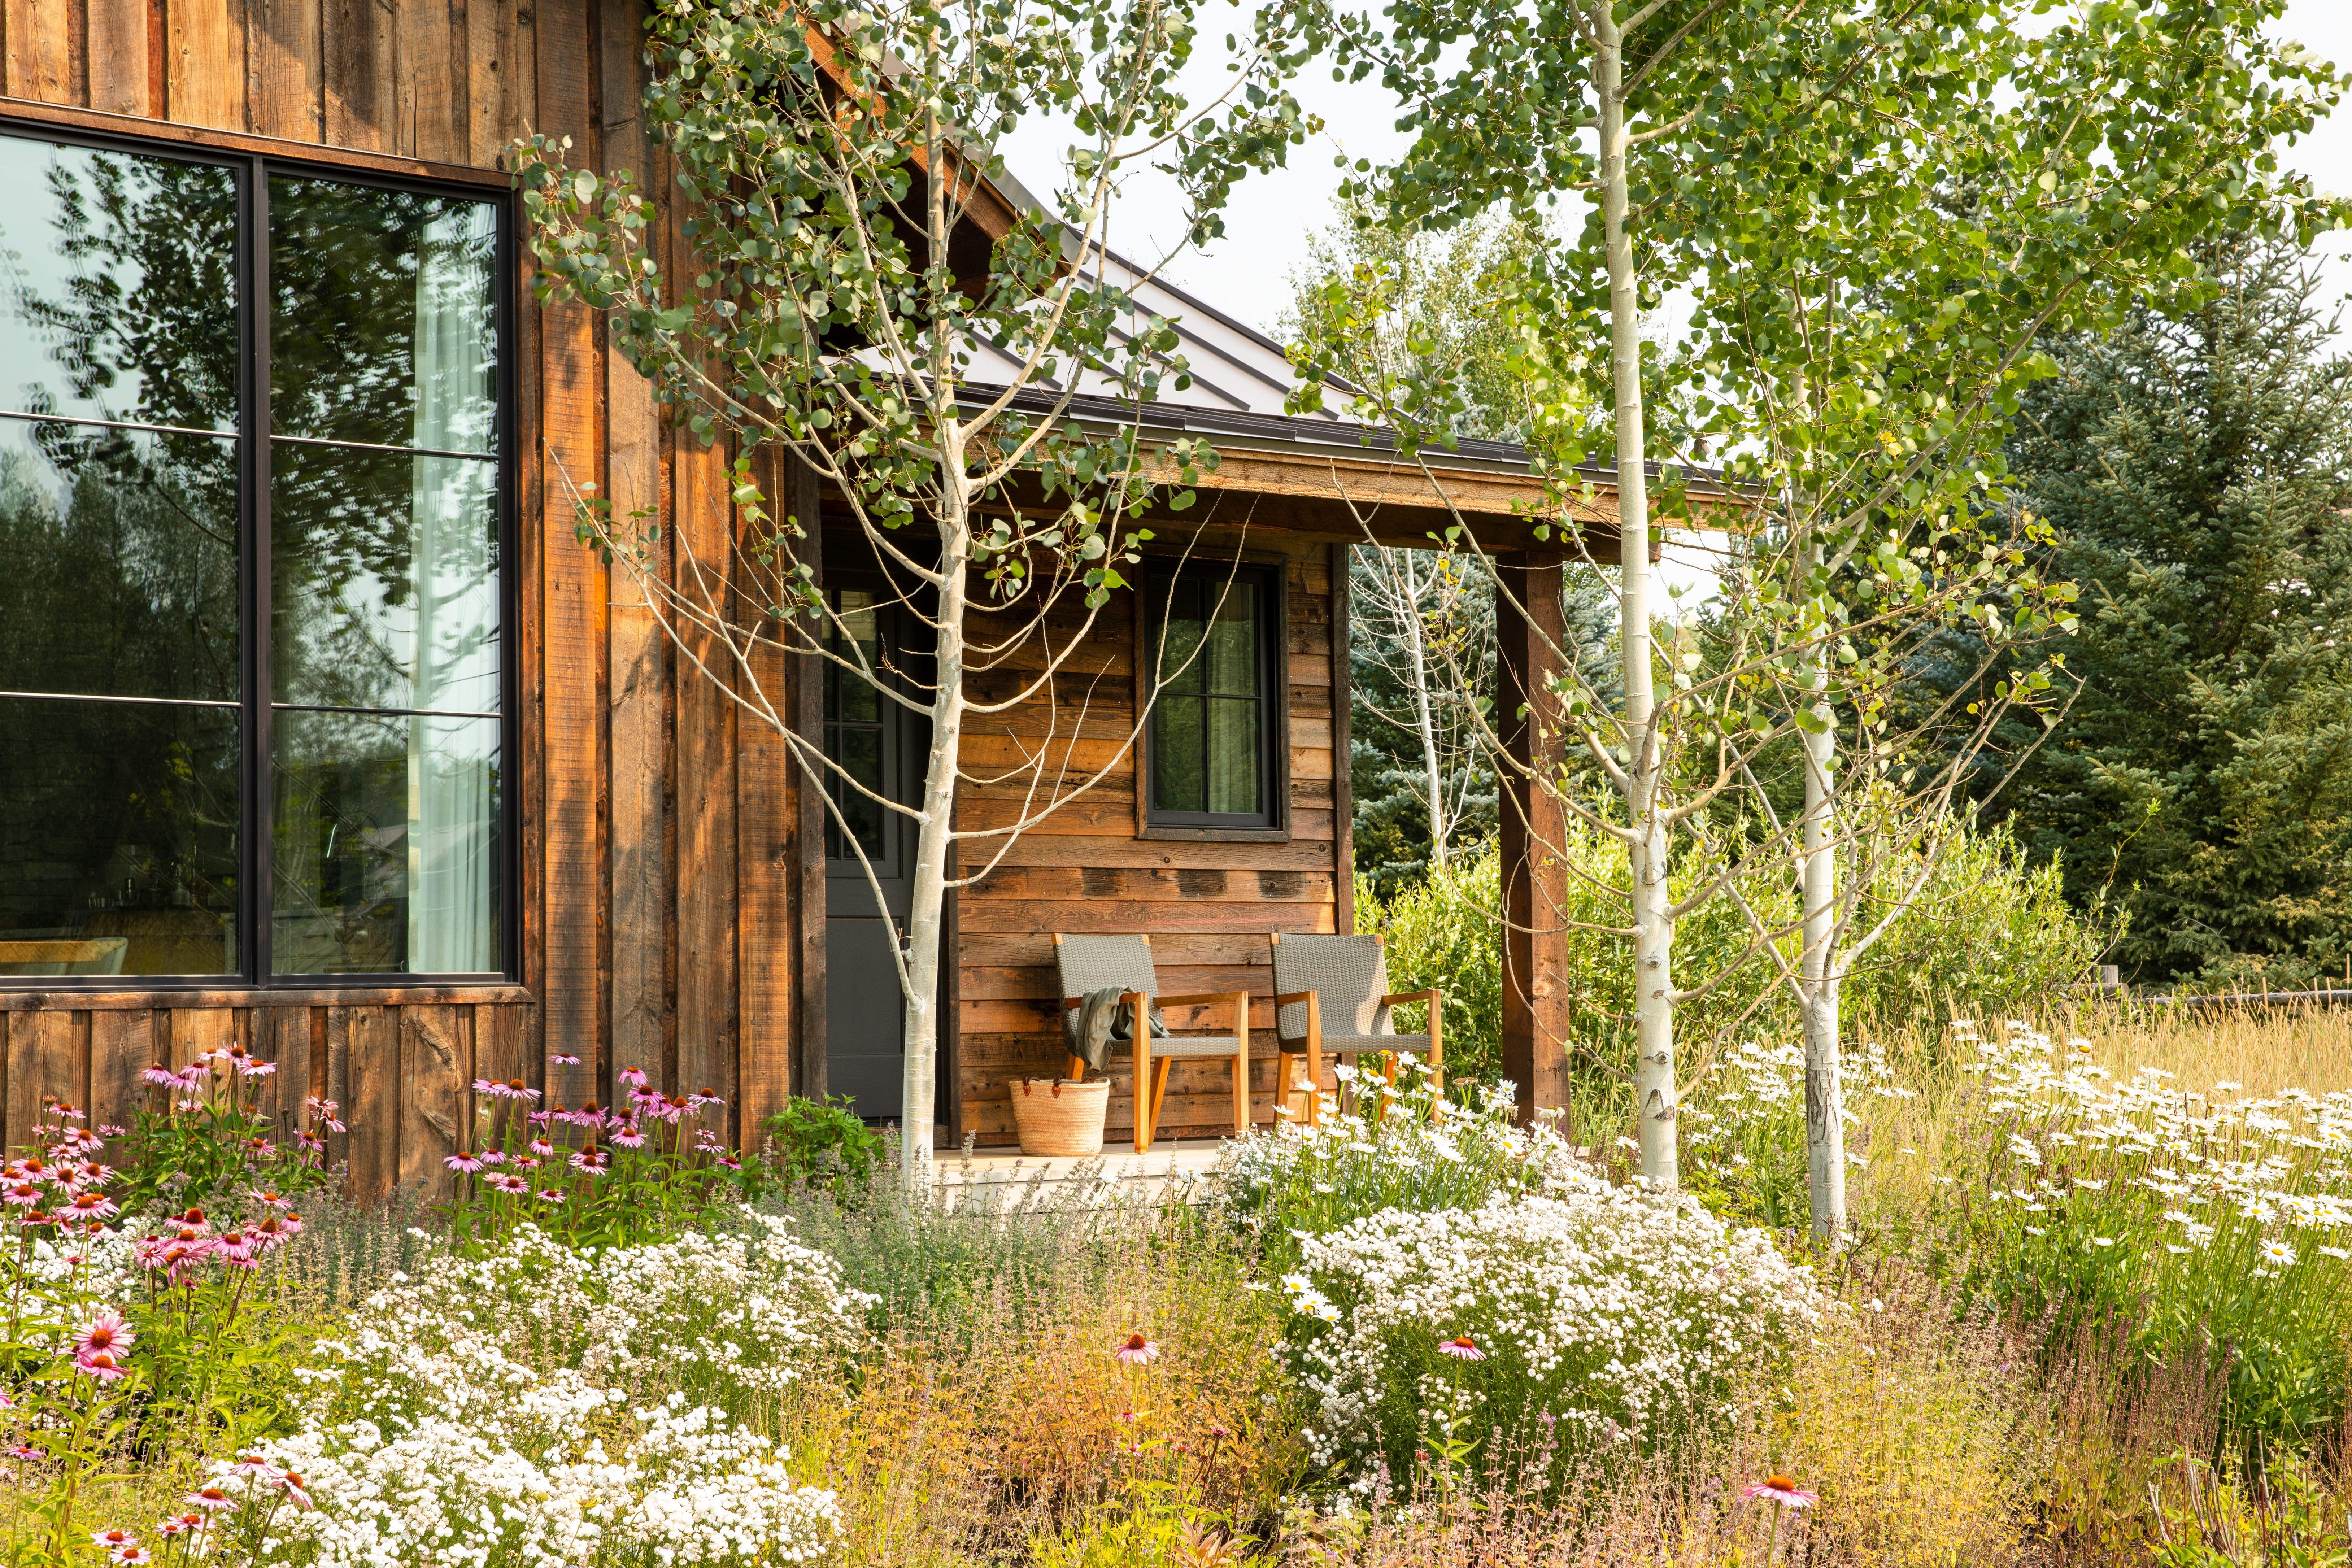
<box><xmin>0</xmin><ymin>0</ymin><xmax>1610</xmax><ymax>1191</ymax></box>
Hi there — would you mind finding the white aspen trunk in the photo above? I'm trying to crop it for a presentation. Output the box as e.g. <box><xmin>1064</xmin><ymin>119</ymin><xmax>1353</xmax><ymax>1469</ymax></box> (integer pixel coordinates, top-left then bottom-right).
<box><xmin>1397</xmin><ymin>554</ymin><xmax>1452</xmax><ymax>863</ymax></box>
<box><xmin>1596</xmin><ymin>1</ymin><xmax>1678</xmax><ymax>1191</ymax></box>
<box><xmin>1799</xmin><ymin>631</ymin><xmax>1845</xmax><ymax>1241</ymax></box>
<box><xmin>899</xmin><ymin>434</ymin><xmax>970</xmax><ymax>1187</ymax></box>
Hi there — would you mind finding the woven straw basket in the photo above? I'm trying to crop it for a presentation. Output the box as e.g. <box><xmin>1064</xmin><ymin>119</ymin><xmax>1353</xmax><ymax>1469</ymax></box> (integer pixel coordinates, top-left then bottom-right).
<box><xmin>1009</xmin><ymin>1077</ymin><xmax>1110</xmax><ymax>1157</ymax></box>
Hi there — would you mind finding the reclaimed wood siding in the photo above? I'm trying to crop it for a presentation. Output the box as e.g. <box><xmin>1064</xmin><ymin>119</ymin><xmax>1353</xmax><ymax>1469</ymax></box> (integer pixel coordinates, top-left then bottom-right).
<box><xmin>0</xmin><ymin>0</ymin><xmax>796</xmax><ymax>1179</ymax></box>
<box><xmin>954</xmin><ymin>527</ymin><xmax>1345</xmax><ymax>1145</ymax></box>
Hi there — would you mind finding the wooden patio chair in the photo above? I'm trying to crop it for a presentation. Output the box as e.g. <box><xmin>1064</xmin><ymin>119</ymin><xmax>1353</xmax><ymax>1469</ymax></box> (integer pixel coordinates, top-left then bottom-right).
<box><xmin>1053</xmin><ymin>933</ymin><xmax>1251</xmax><ymax>1153</ymax></box>
<box><xmin>1270</xmin><ymin>932</ymin><xmax>1443</xmax><ymax>1124</ymax></box>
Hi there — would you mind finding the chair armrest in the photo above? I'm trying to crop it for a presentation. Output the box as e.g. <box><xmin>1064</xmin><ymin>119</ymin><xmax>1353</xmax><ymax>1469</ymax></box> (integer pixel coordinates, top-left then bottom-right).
<box><xmin>1155</xmin><ymin>991</ymin><xmax>1239</xmax><ymax>1008</ymax></box>
<box><xmin>1381</xmin><ymin>989</ymin><xmax>1442</xmax><ymax>1011</ymax></box>
<box><xmin>1272</xmin><ymin>991</ymin><xmax>1316</xmax><ymax>1007</ymax></box>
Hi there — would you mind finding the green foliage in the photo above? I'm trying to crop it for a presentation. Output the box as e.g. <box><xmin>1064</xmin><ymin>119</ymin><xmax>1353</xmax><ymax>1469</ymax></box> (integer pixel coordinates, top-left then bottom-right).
<box><xmin>113</xmin><ymin>1058</ymin><xmax>336</xmax><ymax>1219</ymax></box>
<box><xmin>2150</xmin><ymin>1452</ymin><xmax>2352</xmax><ymax>1568</ymax></box>
<box><xmin>1985</xmin><ymin>237</ymin><xmax>2352</xmax><ymax>990</ymax></box>
<box><xmin>762</xmin><ymin>1095</ymin><xmax>885</xmax><ymax>1198</ymax></box>
<box><xmin>1208</xmin><ymin>1062</ymin><xmax>1570</xmax><ymax>1283</ymax></box>
<box><xmin>446</xmin><ymin>1080</ymin><xmax>768</xmax><ymax>1251</ymax></box>
<box><xmin>1364</xmin><ymin>825</ymin><xmax>2108</xmax><ymax>1139</ymax></box>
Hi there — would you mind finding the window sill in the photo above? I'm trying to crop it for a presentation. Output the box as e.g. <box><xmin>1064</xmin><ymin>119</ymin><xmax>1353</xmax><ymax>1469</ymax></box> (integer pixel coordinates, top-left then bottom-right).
<box><xmin>0</xmin><ymin>983</ymin><xmax>536</xmax><ymax>1010</ymax></box>
<box><xmin>1136</xmin><ymin>825</ymin><xmax>1293</xmax><ymax>844</ymax></box>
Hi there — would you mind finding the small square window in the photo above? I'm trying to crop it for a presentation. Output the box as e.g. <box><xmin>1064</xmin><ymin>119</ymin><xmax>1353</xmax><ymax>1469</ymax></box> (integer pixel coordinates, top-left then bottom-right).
<box><xmin>1142</xmin><ymin>564</ymin><xmax>1284</xmax><ymax>831</ymax></box>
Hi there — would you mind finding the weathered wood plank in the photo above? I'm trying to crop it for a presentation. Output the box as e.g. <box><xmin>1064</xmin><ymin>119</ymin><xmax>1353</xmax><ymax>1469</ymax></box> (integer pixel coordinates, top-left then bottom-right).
<box><xmin>398</xmin><ymin>1005</ymin><xmax>462</xmax><ymax>1204</ymax></box>
<box><xmin>322</xmin><ymin>1006</ymin><xmax>352</xmax><ymax>1177</ymax></box>
<box><xmin>344</xmin><ymin>1005</ymin><xmax>398</xmax><ymax>1204</ymax></box>
<box><xmin>958</xmin><ymin>835</ymin><xmax>1338</xmax><ymax>873</ymax></box>
<box><xmin>466</xmin><ymin>0</ymin><xmax>530</xmax><ymax>163</ymax></box>
<box><xmin>958</xmin><ymin>898</ymin><xmax>1334</xmax><ymax>935</ymax></box>
<box><xmin>672</xmin><ymin>398</ymin><xmax>737</xmax><ymax>1104</ymax></box>
<box><xmin>602</xmin><ymin>0</ymin><xmax>666</xmax><ymax>1107</ymax></box>
<box><xmin>790</xmin><ymin>459</ymin><xmax>827</xmax><ymax>1109</ymax></box>
<box><xmin>87</xmin><ymin>1009</ymin><xmax>153</xmax><ymax>1136</ymax></box>
<box><xmin>472</xmin><ymin>1003</ymin><xmax>533</xmax><ymax>1150</ymax></box>
<box><xmin>958</xmin><ymin>867</ymin><xmax>1333</xmax><ymax>904</ymax></box>
<box><xmin>246</xmin><ymin>0</ymin><xmax>323</xmax><ymax>139</ymax></box>
<box><xmin>269</xmin><ymin>1007</ymin><xmax>313</xmax><ymax>1143</ymax></box>
<box><xmin>172</xmin><ymin>1009</ymin><xmax>235</xmax><ymax>1072</ymax></box>
<box><xmin>170</xmin><ymin>0</ymin><xmax>247</xmax><ymax>129</ymax></box>
<box><xmin>4</xmin><ymin>0</ymin><xmax>79</xmax><ymax>104</ymax></box>
<box><xmin>321</xmin><ymin>0</ymin><xmax>392</xmax><ymax>151</ymax></box>
<box><xmin>87</xmin><ymin>0</ymin><xmax>152</xmax><ymax>116</ymax></box>
<box><xmin>397</xmin><ymin>0</ymin><xmax>464</xmax><ymax>160</ymax></box>
<box><xmin>735</xmin><ymin>458</ymin><xmax>792</xmax><ymax>1140</ymax></box>
<box><xmin>536</xmin><ymin>0</ymin><xmax>605</xmax><ymax>1115</ymax></box>
<box><xmin>1330</xmin><ymin>541</ymin><xmax>1355</xmax><ymax>936</ymax></box>
<box><xmin>960</xmin><ymin>931</ymin><xmax>1291</xmax><ymax>970</ymax></box>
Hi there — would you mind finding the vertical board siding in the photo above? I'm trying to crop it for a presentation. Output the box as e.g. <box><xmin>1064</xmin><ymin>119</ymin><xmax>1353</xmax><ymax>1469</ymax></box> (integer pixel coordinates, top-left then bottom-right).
<box><xmin>85</xmin><ymin>0</ymin><xmax>151</xmax><ymax>116</ymax></box>
<box><xmin>321</xmin><ymin>0</ymin><xmax>391</xmax><ymax>150</ymax></box>
<box><xmin>169</xmin><ymin>0</ymin><xmax>245</xmax><ymax>129</ymax></box>
<box><xmin>5</xmin><ymin>0</ymin><xmax>81</xmax><ymax>104</ymax></box>
<box><xmin>247</xmin><ymin>0</ymin><xmax>323</xmax><ymax>139</ymax></box>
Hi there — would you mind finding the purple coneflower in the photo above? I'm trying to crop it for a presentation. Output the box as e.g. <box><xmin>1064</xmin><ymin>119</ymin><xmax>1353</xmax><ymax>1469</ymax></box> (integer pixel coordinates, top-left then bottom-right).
<box><xmin>65</xmin><ymin>1191</ymin><xmax>120</xmax><ymax>1223</ymax></box>
<box><xmin>550</xmin><ymin>1051</ymin><xmax>582</xmax><ymax>1067</ymax></box>
<box><xmin>618</xmin><ymin>1065</ymin><xmax>649</xmax><ymax>1089</ymax></box>
<box><xmin>1741</xmin><ymin>1475</ymin><xmax>1818</xmax><ymax>1509</ymax></box>
<box><xmin>689</xmin><ymin>1087</ymin><xmax>726</xmax><ymax>1109</ymax></box>
<box><xmin>228</xmin><ymin>1454</ymin><xmax>280</xmax><ymax>1480</ymax></box>
<box><xmin>75</xmin><ymin>1310</ymin><xmax>134</xmax><ymax>1362</ymax></box>
<box><xmin>536</xmin><ymin>1188</ymin><xmax>567</xmax><ymax>1203</ymax></box>
<box><xmin>445</xmin><ymin>1153</ymin><xmax>484</xmax><ymax>1175</ymax></box>
<box><xmin>90</xmin><ymin>1528</ymin><xmax>139</xmax><ymax>1551</ymax></box>
<box><xmin>611</xmin><ymin>1125</ymin><xmax>647</xmax><ymax>1150</ymax></box>
<box><xmin>114</xmin><ymin>1548</ymin><xmax>154</xmax><ymax>1565</ymax></box>
<box><xmin>215</xmin><ymin>1229</ymin><xmax>258</xmax><ymax>1267</ymax></box>
<box><xmin>78</xmin><ymin>1349</ymin><xmax>130</xmax><ymax>1382</ymax></box>
<box><xmin>1114</xmin><ymin>1332</ymin><xmax>1160</xmax><ymax>1365</ymax></box>
<box><xmin>6</xmin><ymin>1442</ymin><xmax>45</xmax><ymax>1460</ymax></box>
<box><xmin>248</xmin><ymin>1189</ymin><xmax>289</xmax><ymax>1209</ymax></box>
<box><xmin>528</xmin><ymin>1137</ymin><xmax>555</xmax><ymax>1158</ymax></box>
<box><xmin>278</xmin><ymin>1469</ymin><xmax>312</xmax><ymax>1509</ymax></box>
<box><xmin>140</xmin><ymin>1065</ymin><xmax>178</xmax><ymax>1088</ymax></box>
<box><xmin>570</xmin><ymin>1149</ymin><xmax>609</xmax><ymax>1174</ymax></box>
<box><xmin>182</xmin><ymin>1486</ymin><xmax>234</xmax><ymax>1512</ymax></box>
<box><xmin>2</xmin><ymin>1183</ymin><xmax>38</xmax><ymax>1207</ymax></box>
<box><xmin>1436</xmin><ymin>1335</ymin><xmax>1486</xmax><ymax>1361</ymax></box>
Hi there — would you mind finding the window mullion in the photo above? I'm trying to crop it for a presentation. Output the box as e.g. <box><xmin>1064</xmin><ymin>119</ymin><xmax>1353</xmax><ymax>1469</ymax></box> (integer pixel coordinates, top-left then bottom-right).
<box><xmin>247</xmin><ymin>154</ymin><xmax>274</xmax><ymax>986</ymax></box>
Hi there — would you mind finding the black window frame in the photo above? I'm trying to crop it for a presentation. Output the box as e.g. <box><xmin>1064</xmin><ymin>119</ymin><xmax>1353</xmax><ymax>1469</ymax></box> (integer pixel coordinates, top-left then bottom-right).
<box><xmin>0</xmin><ymin>115</ymin><xmax>519</xmax><ymax>992</ymax></box>
<box><xmin>1138</xmin><ymin>558</ymin><xmax>1289</xmax><ymax>838</ymax></box>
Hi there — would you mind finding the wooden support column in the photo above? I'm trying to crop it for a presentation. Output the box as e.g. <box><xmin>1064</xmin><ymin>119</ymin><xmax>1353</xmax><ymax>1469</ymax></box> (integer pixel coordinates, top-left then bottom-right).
<box><xmin>1329</xmin><ymin>542</ymin><xmax>1355</xmax><ymax>937</ymax></box>
<box><xmin>1496</xmin><ymin>552</ymin><xmax>1574</xmax><ymax>1126</ymax></box>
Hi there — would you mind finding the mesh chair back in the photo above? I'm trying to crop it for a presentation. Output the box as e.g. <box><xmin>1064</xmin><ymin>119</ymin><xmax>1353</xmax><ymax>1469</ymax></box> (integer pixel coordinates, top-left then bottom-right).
<box><xmin>1272</xmin><ymin>934</ymin><xmax>1391</xmax><ymax>1041</ymax></box>
<box><xmin>1055</xmin><ymin>935</ymin><xmax>1156</xmax><ymax>1002</ymax></box>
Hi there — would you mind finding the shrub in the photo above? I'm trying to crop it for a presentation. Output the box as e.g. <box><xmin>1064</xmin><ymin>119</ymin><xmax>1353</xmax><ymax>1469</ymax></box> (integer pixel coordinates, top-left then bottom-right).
<box><xmin>199</xmin><ymin>1215</ymin><xmax>858</xmax><ymax>1567</ymax></box>
<box><xmin>763</xmin><ymin>1095</ymin><xmax>886</xmax><ymax>1197</ymax></box>
<box><xmin>1363</xmin><ymin>823</ymin><xmax>2110</xmax><ymax>1140</ymax></box>
<box><xmin>1209</xmin><ymin>1061</ymin><xmax>1579</xmax><ymax>1281</ymax></box>
<box><xmin>1275</xmin><ymin>1167</ymin><xmax>1824</xmax><ymax>1495</ymax></box>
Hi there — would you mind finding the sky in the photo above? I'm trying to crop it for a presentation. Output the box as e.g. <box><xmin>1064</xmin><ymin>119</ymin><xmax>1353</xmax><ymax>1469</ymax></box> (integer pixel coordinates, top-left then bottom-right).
<box><xmin>1010</xmin><ymin>0</ymin><xmax>2352</xmax><ymax>344</ymax></box>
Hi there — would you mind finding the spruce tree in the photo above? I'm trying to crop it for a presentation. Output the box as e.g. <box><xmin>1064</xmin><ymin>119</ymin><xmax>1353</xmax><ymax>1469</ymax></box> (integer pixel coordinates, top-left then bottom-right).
<box><xmin>1995</xmin><ymin>239</ymin><xmax>2352</xmax><ymax>987</ymax></box>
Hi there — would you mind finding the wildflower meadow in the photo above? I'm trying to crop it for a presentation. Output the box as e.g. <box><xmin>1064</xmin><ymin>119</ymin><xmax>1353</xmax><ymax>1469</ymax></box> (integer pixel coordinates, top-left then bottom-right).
<box><xmin>7</xmin><ymin>999</ymin><xmax>2352</xmax><ymax>1567</ymax></box>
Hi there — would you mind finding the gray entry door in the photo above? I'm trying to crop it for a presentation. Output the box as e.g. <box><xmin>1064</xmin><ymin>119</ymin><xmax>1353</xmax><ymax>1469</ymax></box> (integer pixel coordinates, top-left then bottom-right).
<box><xmin>822</xmin><ymin>587</ymin><xmax>924</xmax><ymax>1119</ymax></box>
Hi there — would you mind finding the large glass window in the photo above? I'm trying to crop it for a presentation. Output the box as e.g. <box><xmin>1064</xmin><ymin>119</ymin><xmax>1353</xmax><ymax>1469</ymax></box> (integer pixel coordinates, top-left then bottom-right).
<box><xmin>0</xmin><ymin>127</ymin><xmax>507</xmax><ymax>983</ymax></box>
<box><xmin>1145</xmin><ymin>567</ymin><xmax>1281</xmax><ymax>830</ymax></box>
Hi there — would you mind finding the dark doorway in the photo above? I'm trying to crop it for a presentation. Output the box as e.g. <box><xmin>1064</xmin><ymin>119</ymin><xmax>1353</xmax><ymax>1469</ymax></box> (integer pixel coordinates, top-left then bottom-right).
<box><xmin>821</xmin><ymin>584</ymin><xmax>927</xmax><ymax>1119</ymax></box>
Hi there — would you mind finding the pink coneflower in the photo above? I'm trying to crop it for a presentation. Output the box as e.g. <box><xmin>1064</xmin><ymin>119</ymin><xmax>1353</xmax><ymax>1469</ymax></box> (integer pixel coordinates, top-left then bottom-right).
<box><xmin>513</xmin><ymin>1155</ymin><xmax>541</xmax><ymax>1172</ymax></box>
<box><xmin>278</xmin><ymin>1211</ymin><xmax>304</xmax><ymax>1236</ymax></box>
<box><xmin>278</xmin><ymin>1469</ymin><xmax>312</xmax><ymax>1509</ymax></box>
<box><xmin>618</xmin><ymin>1066</ymin><xmax>649</xmax><ymax>1090</ymax></box>
<box><xmin>97</xmin><ymin>1124</ymin><xmax>126</xmax><ymax>1139</ymax></box>
<box><xmin>488</xmin><ymin>1174</ymin><xmax>530</xmax><ymax>1195</ymax></box>
<box><xmin>75</xmin><ymin>1162</ymin><xmax>116</xmax><ymax>1188</ymax></box>
<box><xmin>78</xmin><ymin>1350</ymin><xmax>130</xmax><ymax>1382</ymax></box>
<box><xmin>528</xmin><ymin>1137</ymin><xmax>554</xmax><ymax>1158</ymax></box>
<box><xmin>113</xmin><ymin>1548</ymin><xmax>154</xmax><ymax>1564</ymax></box>
<box><xmin>570</xmin><ymin>1149</ymin><xmax>609</xmax><ymax>1175</ymax></box>
<box><xmin>647</xmin><ymin>1095</ymin><xmax>688</xmax><ymax>1124</ymax></box>
<box><xmin>228</xmin><ymin>1454</ymin><xmax>279</xmax><ymax>1480</ymax></box>
<box><xmin>445</xmin><ymin>1153</ymin><xmax>484</xmax><ymax>1175</ymax></box>
<box><xmin>183</xmin><ymin>1486</ymin><xmax>234</xmax><ymax>1512</ymax></box>
<box><xmin>171</xmin><ymin>1207</ymin><xmax>209</xmax><ymax>1231</ymax></box>
<box><xmin>715</xmin><ymin>1153</ymin><xmax>742</xmax><ymax>1171</ymax></box>
<box><xmin>65</xmin><ymin>1191</ymin><xmax>120</xmax><ymax>1223</ymax></box>
<box><xmin>248</xmin><ymin>1189</ymin><xmax>289</xmax><ymax>1210</ymax></box>
<box><xmin>244</xmin><ymin>1136</ymin><xmax>278</xmax><ymax>1159</ymax></box>
<box><xmin>535</xmin><ymin>1188</ymin><xmax>567</xmax><ymax>1204</ymax></box>
<box><xmin>140</xmin><ymin>1065</ymin><xmax>178</xmax><ymax>1088</ymax></box>
<box><xmin>7</xmin><ymin>1442</ymin><xmax>46</xmax><ymax>1460</ymax></box>
<box><xmin>688</xmin><ymin>1087</ymin><xmax>726</xmax><ymax>1109</ymax></box>
<box><xmin>1114</xmin><ymin>1333</ymin><xmax>1160</xmax><ymax>1365</ymax></box>
<box><xmin>550</xmin><ymin>1051</ymin><xmax>582</xmax><ymax>1067</ymax></box>
<box><xmin>1741</xmin><ymin>1475</ymin><xmax>1818</xmax><ymax>1509</ymax></box>
<box><xmin>156</xmin><ymin>1514</ymin><xmax>204</xmax><ymax>1538</ymax></box>
<box><xmin>2</xmin><ymin>1183</ymin><xmax>38</xmax><ymax>1207</ymax></box>
<box><xmin>478</xmin><ymin>1148</ymin><xmax>506</xmax><ymax>1166</ymax></box>
<box><xmin>1437</xmin><ymin>1335</ymin><xmax>1486</xmax><ymax>1361</ymax></box>
<box><xmin>214</xmin><ymin>1230</ymin><xmax>258</xmax><ymax>1268</ymax></box>
<box><xmin>251</xmin><ymin>1214</ymin><xmax>295</xmax><ymax>1251</ymax></box>
<box><xmin>610</xmin><ymin>1124</ymin><xmax>646</xmax><ymax>1150</ymax></box>
<box><xmin>75</xmin><ymin>1310</ymin><xmax>135</xmax><ymax>1362</ymax></box>
<box><xmin>305</xmin><ymin>1097</ymin><xmax>347</xmax><ymax>1133</ymax></box>
<box><xmin>90</xmin><ymin>1528</ymin><xmax>139</xmax><ymax>1551</ymax></box>
<box><xmin>506</xmin><ymin>1080</ymin><xmax>543</xmax><ymax>1103</ymax></box>
<box><xmin>296</xmin><ymin>1131</ymin><xmax>327</xmax><ymax>1155</ymax></box>
<box><xmin>19</xmin><ymin>1208</ymin><xmax>57</xmax><ymax>1229</ymax></box>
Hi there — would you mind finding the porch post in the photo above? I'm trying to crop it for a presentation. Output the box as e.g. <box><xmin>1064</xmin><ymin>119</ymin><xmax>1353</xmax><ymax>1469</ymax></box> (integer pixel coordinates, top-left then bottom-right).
<box><xmin>1495</xmin><ymin>553</ymin><xmax>1575</xmax><ymax>1128</ymax></box>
